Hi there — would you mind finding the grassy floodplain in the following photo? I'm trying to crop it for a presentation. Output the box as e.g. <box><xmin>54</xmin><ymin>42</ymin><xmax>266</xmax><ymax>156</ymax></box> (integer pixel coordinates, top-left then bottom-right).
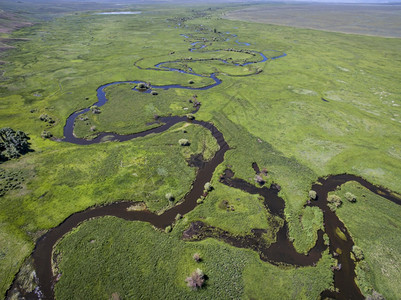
<box><xmin>332</xmin><ymin>182</ymin><xmax>401</xmax><ymax>299</ymax></box>
<box><xmin>0</xmin><ymin>1</ymin><xmax>400</xmax><ymax>299</ymax></box>
<box><xmin>53</xmin><ymin>217</ymin><xmax>333</xmax><ymax>300</ymax></box>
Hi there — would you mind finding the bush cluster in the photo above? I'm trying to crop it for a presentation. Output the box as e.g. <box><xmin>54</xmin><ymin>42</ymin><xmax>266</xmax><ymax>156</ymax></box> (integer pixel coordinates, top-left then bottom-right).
<box><xmin>327</xmin><ymin>194</ymin><xmax>342</xmax><ymax>211</ymax></box>
<box><xmin>351</xmin><ymin>245</ymin><xmax>364</xmax><ymax>261</ymax></box>
<box><xmin>178</xmin><ymin>139</ymin><xmax>190</xmax><ymax>146</ymax></box>
<box><xmin>254</xmin><ymin>174</ymin><xmax>265</xmax><ymax>185</ymax></box>
<box><xmin>0</xmin><ymin>128</ymin><xmax>31</xmax><ymax>162</ymax></box>
<box><xmin>193</xmin><ymin>253</ymin><xmax>201</xmax><ymax>262</ymax></box>
<box><xmin>165</xmin><ymin>193</ymin><xmax>174</xmax><ymax>201</ymax></box>
<box><xmin>204</xmin><ymin>182</ymin><xmax>212</xmax><ymax>192</ymax></box>
<box><xmin>39</xmin><ymin>114</ymin><xmax>55</xmax><ymax>124</ymax></box>
<box><xmin>185</xmin><ymin>268</ymin><xmax>205</xmax><ymax>290</ymax></box>
<box><xmin>345</xmin><ymin>192</ymin><xmax>357</xmax><ymax>203</ymax></box>
<box><xmin>41</xmin><ymin>130</ymin><xmax>53</xmax><ymax>139</ymax></box>
<box><xmin>137</xmin><ymin>82</ymin><xmax>151</xmax><ymax>90</ymax></box>
<box><xmin>90</xmin><ymin>105</ymin><xmax>101</xmax><ymax>114</ymax></box>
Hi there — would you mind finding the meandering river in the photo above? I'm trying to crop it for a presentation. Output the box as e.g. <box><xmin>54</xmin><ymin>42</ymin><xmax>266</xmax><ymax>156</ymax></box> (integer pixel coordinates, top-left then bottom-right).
<box><xmin>7</xmin><ymin>28</ymin><xmax>401</xmax><ymax>300</ymax></box>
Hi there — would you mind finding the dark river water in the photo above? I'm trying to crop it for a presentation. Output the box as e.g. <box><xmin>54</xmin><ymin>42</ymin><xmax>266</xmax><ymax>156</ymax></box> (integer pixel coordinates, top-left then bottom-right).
<box><xmin>6</xmin><ymin>29</ymin><xmax>400</xmax><ymax>300</ymax></box>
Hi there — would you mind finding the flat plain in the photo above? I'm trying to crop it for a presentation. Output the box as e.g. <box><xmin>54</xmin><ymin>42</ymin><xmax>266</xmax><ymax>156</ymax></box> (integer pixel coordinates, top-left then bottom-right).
<box><xmin>224</xmin><ymin>3</ymin><xmax>401</xmax><ymax>38</ymax></box>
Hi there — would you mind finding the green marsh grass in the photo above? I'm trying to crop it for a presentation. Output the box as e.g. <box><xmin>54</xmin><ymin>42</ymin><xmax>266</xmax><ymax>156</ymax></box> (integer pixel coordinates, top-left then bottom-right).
<box><xmin>0</xmin><ymin>122</ymin><xmax>217</xmax><ymax>296</ymax></box>
<box><xmin>53</xmin><ymin>216</ymin><xmax>334</xmax><ymax>300</ymax></box>
<box><xmin>334</xmin><ymin>182</ymin><xmax>401</xmax><ymax>299</ymax></box>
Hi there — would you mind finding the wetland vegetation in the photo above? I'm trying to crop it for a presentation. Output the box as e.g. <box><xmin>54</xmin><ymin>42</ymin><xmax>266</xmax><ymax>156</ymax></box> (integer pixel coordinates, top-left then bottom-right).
<box><xmin>0</xmin><ymin>1</ymin><xmax>400</xmax><ymax>299</ymax></box>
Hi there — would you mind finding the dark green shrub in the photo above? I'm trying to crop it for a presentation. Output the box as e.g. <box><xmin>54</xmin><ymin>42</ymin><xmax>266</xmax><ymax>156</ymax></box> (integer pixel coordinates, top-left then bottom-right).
<box><xmin>345</xmin><ymin>192</ymin><xmax>357</xmax><ymax>203</ymax></box>
<box><xmin>204</xmin><ymin>182</ymin><xmax>212</xmax><ymax>192</ymax></box>
<box><xmin>178</xmin><ymin>139</ymin><xmax>190</xmax><ymax>146</ymax></box>
<box><xmin>327</xmin><ymin>194</ymin><xmax>342</xmax><ymax>211</ymax></box>
<box><xmin>351</xmin><ymin>245</ymin><xmax>364</xmax><ymax>261</ymax></box>
<box><xmin>137</xmin><ymin>82</ymin><xmax>148</xmax><ymax>90</ymax></box>
<box><xmin>165</xmin><ymin>193</ymin><xmax>174</xmax><ymax>201</ymax></box>
<box><xmin>0</xmin><ymin>128</ymin><xmax>31</xmax><ymax>162</ymax></box>
<box><xmin>90</xmin><ymin>106</ymin><xmax>101</xmax><ymax>114</ymax></box>
<box><xmin>218</xmin><ymin>200</ymin><xmax>229</xmax><ymax>210</ymax></box>
<box><xmin>41</xmin><ymin>131</ymin><xmax>53</xmax><ymax>139</ymax></box>
<box><xmin>309</xmin><ymin>190</ymin><xmax>317</xmax><ymax>200</ymax></box>
<box><xmin>323</xmin><ymin>233</ymin><xmax>330</xmax><ymax>246</ymax></box>
<box><xmin>39</xmin><ymin>114</ymin><xmax>55</xmax><ymax>123</ymax></box>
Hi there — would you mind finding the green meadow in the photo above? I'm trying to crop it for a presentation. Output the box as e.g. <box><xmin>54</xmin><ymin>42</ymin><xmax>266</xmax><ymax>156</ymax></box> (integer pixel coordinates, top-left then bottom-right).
<box><xmin>53</xmin><ymin>217</ymin><xmax>333</xmax><ymax>300</ymax></box>
<box><xmin>0</xmin><ymin>2</ymin><xmax>400</xmax><ymax>299</ymax></box>
<box><xmin>333</xmin><ymin>182</ymin><xmax>401</xmax><ymax>299</ymax></box>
